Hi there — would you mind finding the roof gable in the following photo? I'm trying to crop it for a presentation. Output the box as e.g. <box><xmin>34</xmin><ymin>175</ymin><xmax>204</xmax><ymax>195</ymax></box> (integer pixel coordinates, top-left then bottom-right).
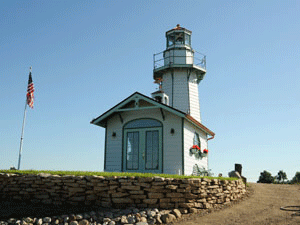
<box><xmin>90</xmin><ymin>92</ymin><xmax>184</xmax><ymax>127</ymax></box>
<box><xmin>90</xmin><ymin>92</ymin><xmax>215</xmax><ymax>138</ymax></box>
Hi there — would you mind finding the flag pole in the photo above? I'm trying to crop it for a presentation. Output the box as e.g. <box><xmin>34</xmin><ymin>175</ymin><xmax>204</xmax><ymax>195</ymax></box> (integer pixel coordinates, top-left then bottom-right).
<box><xmin>17</xmin><ymin>100</ymin><xmax>28</xmax><ymax>170</ymax></box>
<box><xmin>17</xmin><ymin>66</ymin><xmax>32</xmax><ymax>170</ymax></box>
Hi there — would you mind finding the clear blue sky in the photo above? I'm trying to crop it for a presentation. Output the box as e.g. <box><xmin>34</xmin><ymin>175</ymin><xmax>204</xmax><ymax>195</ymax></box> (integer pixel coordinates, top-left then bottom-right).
<box><xmin>1</xmin><ymin>0</ymin><xmax>299</xmax><ymax>182</ymax></box>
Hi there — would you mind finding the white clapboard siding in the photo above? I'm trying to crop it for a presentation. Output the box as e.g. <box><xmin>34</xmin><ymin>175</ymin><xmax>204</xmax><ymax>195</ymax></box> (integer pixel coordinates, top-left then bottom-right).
<box><xmin>162</xmin><ymin>71</ymin><xmax>173</xmax><ymax>106</ymax></box>
<box><xmin>172</xmin><ymin>71</ymin><xmax>189</xmax><ymax>113</ymax></box>
<box><xmin>183</xmin><ymin>120</ymin><xmax>208</xmax><ymax>175</ymax></box>
<box><xmin>162</xmin><ymin>70</ymin><xmax>201</xmax><ymax>122</ymax></box>
<box><xmin>105</xmin><ymin>108</ymin><xmax>183</xmax><ymax>174</ymax></box>
<box><xmin>105</xmin><ymin>115</ymin><xmax>123</xmax><ymax>172</ymax></box>
<box><xmin>188</xmin><ymin>72</ymin><xmax>201</xmax><ymax>122</ymax></box>
<box><xmin>161</xmin><ymin>111</ymin><xmax>183</xmax><ymax>175</ymax></box>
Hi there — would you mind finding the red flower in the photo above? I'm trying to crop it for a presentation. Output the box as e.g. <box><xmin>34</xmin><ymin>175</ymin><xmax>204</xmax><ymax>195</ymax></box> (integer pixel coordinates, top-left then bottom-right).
<box><xmin>203</xmin><ymin>149</ymin><xmax>208</xmax><ymax>154</ymax></box>
<box><xmin>191</xmin><ymin>145</ymin><xmax>200</xmax><ymax>150</ymax></box>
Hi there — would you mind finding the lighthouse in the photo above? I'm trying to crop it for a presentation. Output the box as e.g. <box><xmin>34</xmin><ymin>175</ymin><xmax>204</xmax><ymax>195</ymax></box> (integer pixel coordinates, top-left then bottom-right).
<box><xmin>92</xmin><ymin>25</ymin><xmax>214</xmax><ymax>175</ymax></box>
<box><xmin>152</xmin><ymin>24</ymin><xmax>206</xmax><ymax>123</ymax></box>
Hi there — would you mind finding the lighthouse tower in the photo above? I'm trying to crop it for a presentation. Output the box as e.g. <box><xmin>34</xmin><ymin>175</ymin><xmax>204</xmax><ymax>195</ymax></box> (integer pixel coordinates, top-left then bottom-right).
<box><xmin>152</xmin><ymin>24</ymin><xmax>206</xmax><ymax>122</ymax></box>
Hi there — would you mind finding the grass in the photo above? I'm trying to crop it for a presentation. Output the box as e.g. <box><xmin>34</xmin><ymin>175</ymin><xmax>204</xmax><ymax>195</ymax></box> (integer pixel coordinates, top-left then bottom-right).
<box><xmin>0</xmin><ymin>170</ymin><xmax>238</xmax><ymax>181</ymax></box>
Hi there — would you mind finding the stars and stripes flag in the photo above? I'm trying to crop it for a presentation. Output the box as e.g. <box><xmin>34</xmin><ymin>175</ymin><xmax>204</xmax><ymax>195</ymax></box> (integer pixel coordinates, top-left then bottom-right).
<box><xmin>26</xmin><ymin>72</ymin><xmax>34</xmax><ymax>108</ymax></box>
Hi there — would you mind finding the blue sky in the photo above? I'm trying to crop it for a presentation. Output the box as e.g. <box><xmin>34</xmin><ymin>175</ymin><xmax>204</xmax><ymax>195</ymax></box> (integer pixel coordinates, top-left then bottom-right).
<box><xmin>1</xmin><ymin>0</ymin><xmax>299</xmax><ymax>182</ymax></box>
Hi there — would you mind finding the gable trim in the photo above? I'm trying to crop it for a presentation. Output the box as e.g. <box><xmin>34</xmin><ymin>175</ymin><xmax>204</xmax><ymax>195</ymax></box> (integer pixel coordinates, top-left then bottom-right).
<box><xmin>91</xmin><ymin>92</ymin><xmax>185</xmax><ymax>127</ymax></box>
<box><xmin>91</xmin><ymin>92</ymin><xmax>215</xmax><ymax>138</ymax></box>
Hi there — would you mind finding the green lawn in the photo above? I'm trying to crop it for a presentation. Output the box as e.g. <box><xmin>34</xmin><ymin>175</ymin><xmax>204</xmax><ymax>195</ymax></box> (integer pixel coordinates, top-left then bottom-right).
<box><xmin>0</xmin><ymin>170</ymin><xmax>237</xmax><ymax>181</ymax></box>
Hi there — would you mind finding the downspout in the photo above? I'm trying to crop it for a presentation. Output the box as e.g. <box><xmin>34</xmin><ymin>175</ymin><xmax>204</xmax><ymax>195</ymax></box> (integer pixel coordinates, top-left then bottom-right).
<box><xmin>207</xmin><ymin>134</ymin><xmax>214</xmax><ymax>172</ymax></box>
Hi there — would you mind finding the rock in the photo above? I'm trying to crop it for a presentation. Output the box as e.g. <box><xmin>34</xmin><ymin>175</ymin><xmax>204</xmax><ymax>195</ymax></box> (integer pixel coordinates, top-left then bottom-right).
<box><xmin>38</xmin><ymin>173</ymin><xmax>52</xmax><ymax>178</ymax></box>
<box><xmin>63</xmin><ymin>217</ymin><xmax>69</xmax><ymax>223</ymax></box>
<box><xmin>70</xmin><ymin>221</ymin><xmax>79</xmax><ymax>225</ymax></box>
<box><xmin>146</xmin><ymin>210</ymin><xmax>156</xmax><ymax>217</ymax></box>
<box><xmin>120</xmin><ymin>216</ymin><xmax>128</xmax><ymax>224</ymax></box>
<box><xmin>148</xmin><ymin>218</ymin><xmax>156</xmax><ymax>225</ymax></box>
<box><xmin>172</xmin><ymin>209</ymin><xmax>182</xmax><ymax>218</ymax></box>
<box><xmin>189</xmin><ymin>208</ymin><xmax>198</xmax><ymax>214</ymax></box>
<box><xmin>76</xmin><ymin>215</ymin><xmax>83</xmax><ymax>220</ymax></box>
<box><xmin>140</xmin><ymin>211</ymin><xmax>147</xmax><ymax>218</ymax></box>
<box><xmin>228</xmin><ymin>171</ymin><xmax>241</xmax><ymax>179</ymax></box>
<box><xmin>69</xmin><ymin>215</ymin><xmax>76</xmax><ymax>222</ymax></box>
<box><xmin>140</xmin><ymin>217</ymin><xmax>147</xmax><ymax>223</ymax></box>
<box><xmin>8</xmin><ymin>218</ymin><xmax>16</xmax><ymax>224</ymax></box>
<box><xmin>102</xmin><ymin>218</ymin><xmax>111</xmax><ymax>223</ymax></box>
<box><xmin>36</xmin><ymin>219</ymin><xmax>43</xmax><ymax>225</ymax></box>
<box><xmin>108</xmin><ymin>222</ymin><xmax>115</xmax><ymax>225</ymax></box>
<box><xmin>43</xmin><ymin>217</ymin><xmax>51</xmax><ymax>223</ymax></box>
<box><xmin>127</xmin><ymin>216</ymin><xmax>136</xmax><ymax>224</ymax></box>
<box><xmin>203</xmin><ymin>203</ymin><xmax>212</xmax><ymax>209</ymax></box>
<box><xmin>79</xmin><ymin>220</ymin><xmax>89</xmax><ymax>225</ymax></box>
<box><xmin>135</xmin><ymin>222</ymin><xmax>148</xmax><ymax>225</ymax></box>
<box><xmin>160</xmin><ymin>214</ymin><xmax>176</xmax><ymax>224</ymax></box>
<box><xmin>165</xmin><ymin>185</ymin><xmax>177</xmax><ymax>190</ymax></box>
<box><xmin>23</xmin><ymin>218</ymin><xmax>33</xmax><ymax>223</ymax></box>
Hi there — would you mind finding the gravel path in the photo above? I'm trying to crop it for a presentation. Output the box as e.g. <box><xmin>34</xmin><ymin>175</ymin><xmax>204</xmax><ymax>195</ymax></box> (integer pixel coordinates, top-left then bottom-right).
<box><xmin>173</xmin><ymin>183</ymin><xmax>300</xmax><ymax>225</ymax></box>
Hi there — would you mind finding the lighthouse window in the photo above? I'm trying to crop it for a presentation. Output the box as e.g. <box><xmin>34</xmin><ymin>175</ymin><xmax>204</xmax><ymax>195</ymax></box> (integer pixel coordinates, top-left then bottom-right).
<box><xmin>167</xmin><ymin>34</ymin><xmax>175</xmax><ymax>47</ymax></box>
<box><xmin>185</xmin><ymin>34</ymin><xmax>191</xmax><ymax>46</ymax></box>
<box><xmin>175</xmin><ymin>33</ymin><xmax>184</xmax><ymax>44</ymax></box>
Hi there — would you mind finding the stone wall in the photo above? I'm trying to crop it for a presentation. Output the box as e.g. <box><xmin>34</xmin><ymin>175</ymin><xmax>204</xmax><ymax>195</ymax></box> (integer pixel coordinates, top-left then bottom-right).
<box><xmin>0</xmin><ymin>173</ymin><xmax>246</xmax><ymax>210</ymax></box>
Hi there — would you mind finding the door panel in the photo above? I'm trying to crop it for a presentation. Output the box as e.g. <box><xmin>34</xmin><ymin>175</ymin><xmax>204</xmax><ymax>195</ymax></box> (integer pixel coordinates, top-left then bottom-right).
<box><xmin>123</xmin><ymin>127</ymin><xmax>162</xmax><ymax>173</ymax></box>
<box><xmin>126</xmin><ymin>132</ymin><xmax>139</xmax><ymax>170</ymax></box>
<box><xmin>145</xmin><ymin>130</ymin><xmax>159</xmax><ymax>170</ymax></box>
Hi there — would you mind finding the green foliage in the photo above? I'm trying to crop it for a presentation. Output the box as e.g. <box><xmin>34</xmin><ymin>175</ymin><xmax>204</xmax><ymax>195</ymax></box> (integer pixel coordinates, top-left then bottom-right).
<box><xmin>257</xmin><ymin>170</ymin><xmax>274</xmax><ymax>183</ymax></box>
<box><xmin>291</xmin><ymin>172</ymin><xmax>300</xmax><ymax>184</ymax></box>
<box><xmin>0</xmin><ymin>170</ymin><xmax>237</xmax><ymax>181</ymax></box>
<box><xmin>276</xmin><ymin>170</ymin><xmax>287</xmax><ymax>183</ymax></box>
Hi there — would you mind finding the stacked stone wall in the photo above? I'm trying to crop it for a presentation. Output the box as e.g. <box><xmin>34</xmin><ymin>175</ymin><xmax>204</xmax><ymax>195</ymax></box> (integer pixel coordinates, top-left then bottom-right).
<box><xmin>0</xmin><ymin>173</ymin><xmax>246</xmax><ymax>209</ymax></box>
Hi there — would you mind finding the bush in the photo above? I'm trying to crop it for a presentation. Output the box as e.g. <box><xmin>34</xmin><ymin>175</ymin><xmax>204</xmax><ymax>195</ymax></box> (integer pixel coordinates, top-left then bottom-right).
<box><xmin>257</xmin><ymin>170</ymin><xmax>274</xmax><ymax>183</ymax></box>
<box><xmin>276</xmin><ymin>170</ymin><xmax>287</xmax><ymax>183</ymax></box>
<box><xmin>291</xmin><ymin>172</ymin><xmax>300</xmax><ymax>184</ymax></box>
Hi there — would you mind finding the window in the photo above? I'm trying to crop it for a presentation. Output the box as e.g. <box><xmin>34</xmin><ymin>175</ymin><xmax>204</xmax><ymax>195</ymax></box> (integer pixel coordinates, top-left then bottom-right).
<box><xmin>193</xmin><ymin>132</ymin><xmax>201</xmax><ymax>148</ymax></box>
<box><xmin>126</xmin><ymin>132</ymin><xmax>139</xmax><ymax>170</ymax></box>
<box><xmin>167</xmin><ymin>34</ymin><xmax>175</xmax><ymax>47</ymax></box>
<box><xmin>145</xmin><ymin>130</ymin><xmax>159</xmax><ymax>170</ymax></box>
<box><xmin>175</xmin><ymin>33</ymin><xmax>184</xmax><ymax>44</ymax></box>
<box><xmin>124</xmin><ymin>119</ymin><xmax>162</xmax><ymax>129</ymax></box>
<box><xmin>185</xmin><ymin>34</ymin><xmax>191</xmax><ymax>46</ymax></box>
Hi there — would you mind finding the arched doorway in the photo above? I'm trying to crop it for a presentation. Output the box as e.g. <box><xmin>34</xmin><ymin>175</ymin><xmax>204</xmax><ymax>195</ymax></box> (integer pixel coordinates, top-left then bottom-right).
<box><xmin>123</xmin><ymin>119</ymin><xmax>163</xmax><ymax>173</ymax></box>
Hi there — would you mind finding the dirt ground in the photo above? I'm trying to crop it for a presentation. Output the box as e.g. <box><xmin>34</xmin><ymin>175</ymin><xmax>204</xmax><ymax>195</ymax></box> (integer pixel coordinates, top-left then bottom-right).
<box><xmin>174</xmin><ymin>183</ymin><xmax>300</xmax><ymax>225</ymax></box>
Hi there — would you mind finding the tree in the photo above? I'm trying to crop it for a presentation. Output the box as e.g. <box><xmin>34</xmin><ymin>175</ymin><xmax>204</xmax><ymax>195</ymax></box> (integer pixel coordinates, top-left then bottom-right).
<box><xmin>276</xmin><ymin>170</ymin><xmax>287</xmax><ymax>183</ymax></box>
<box><xmin>291</xmin><ymin>172</ymin><xmax>300</xmax><ymax>184</ymax></box>
<box><xmin>257</xmin><ymin>170</ymin><xmax>274</xmax><ymax>183</ymax></box>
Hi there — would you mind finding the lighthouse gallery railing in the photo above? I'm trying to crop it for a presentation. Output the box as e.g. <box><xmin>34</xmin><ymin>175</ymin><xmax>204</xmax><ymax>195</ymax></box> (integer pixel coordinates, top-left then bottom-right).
<box><xmin>153</xmin><ymin>50</ymin><xmax>206</xmax><ymax>71</ymax></box>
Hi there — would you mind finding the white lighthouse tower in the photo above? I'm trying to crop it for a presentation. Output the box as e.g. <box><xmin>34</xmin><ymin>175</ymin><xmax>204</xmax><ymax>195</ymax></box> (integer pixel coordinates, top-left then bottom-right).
<box><xmin>152</xmin><ymin>24</ymin><xmax>206</xmax><ymax>122</ymax></box>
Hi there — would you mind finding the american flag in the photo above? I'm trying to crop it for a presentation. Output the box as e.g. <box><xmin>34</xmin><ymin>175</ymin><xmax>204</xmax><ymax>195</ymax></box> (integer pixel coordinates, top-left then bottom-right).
<box><xmin>26</xmin><ymin>72</ymin><xmax>34</xmax><ymax>108</ymax></box>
